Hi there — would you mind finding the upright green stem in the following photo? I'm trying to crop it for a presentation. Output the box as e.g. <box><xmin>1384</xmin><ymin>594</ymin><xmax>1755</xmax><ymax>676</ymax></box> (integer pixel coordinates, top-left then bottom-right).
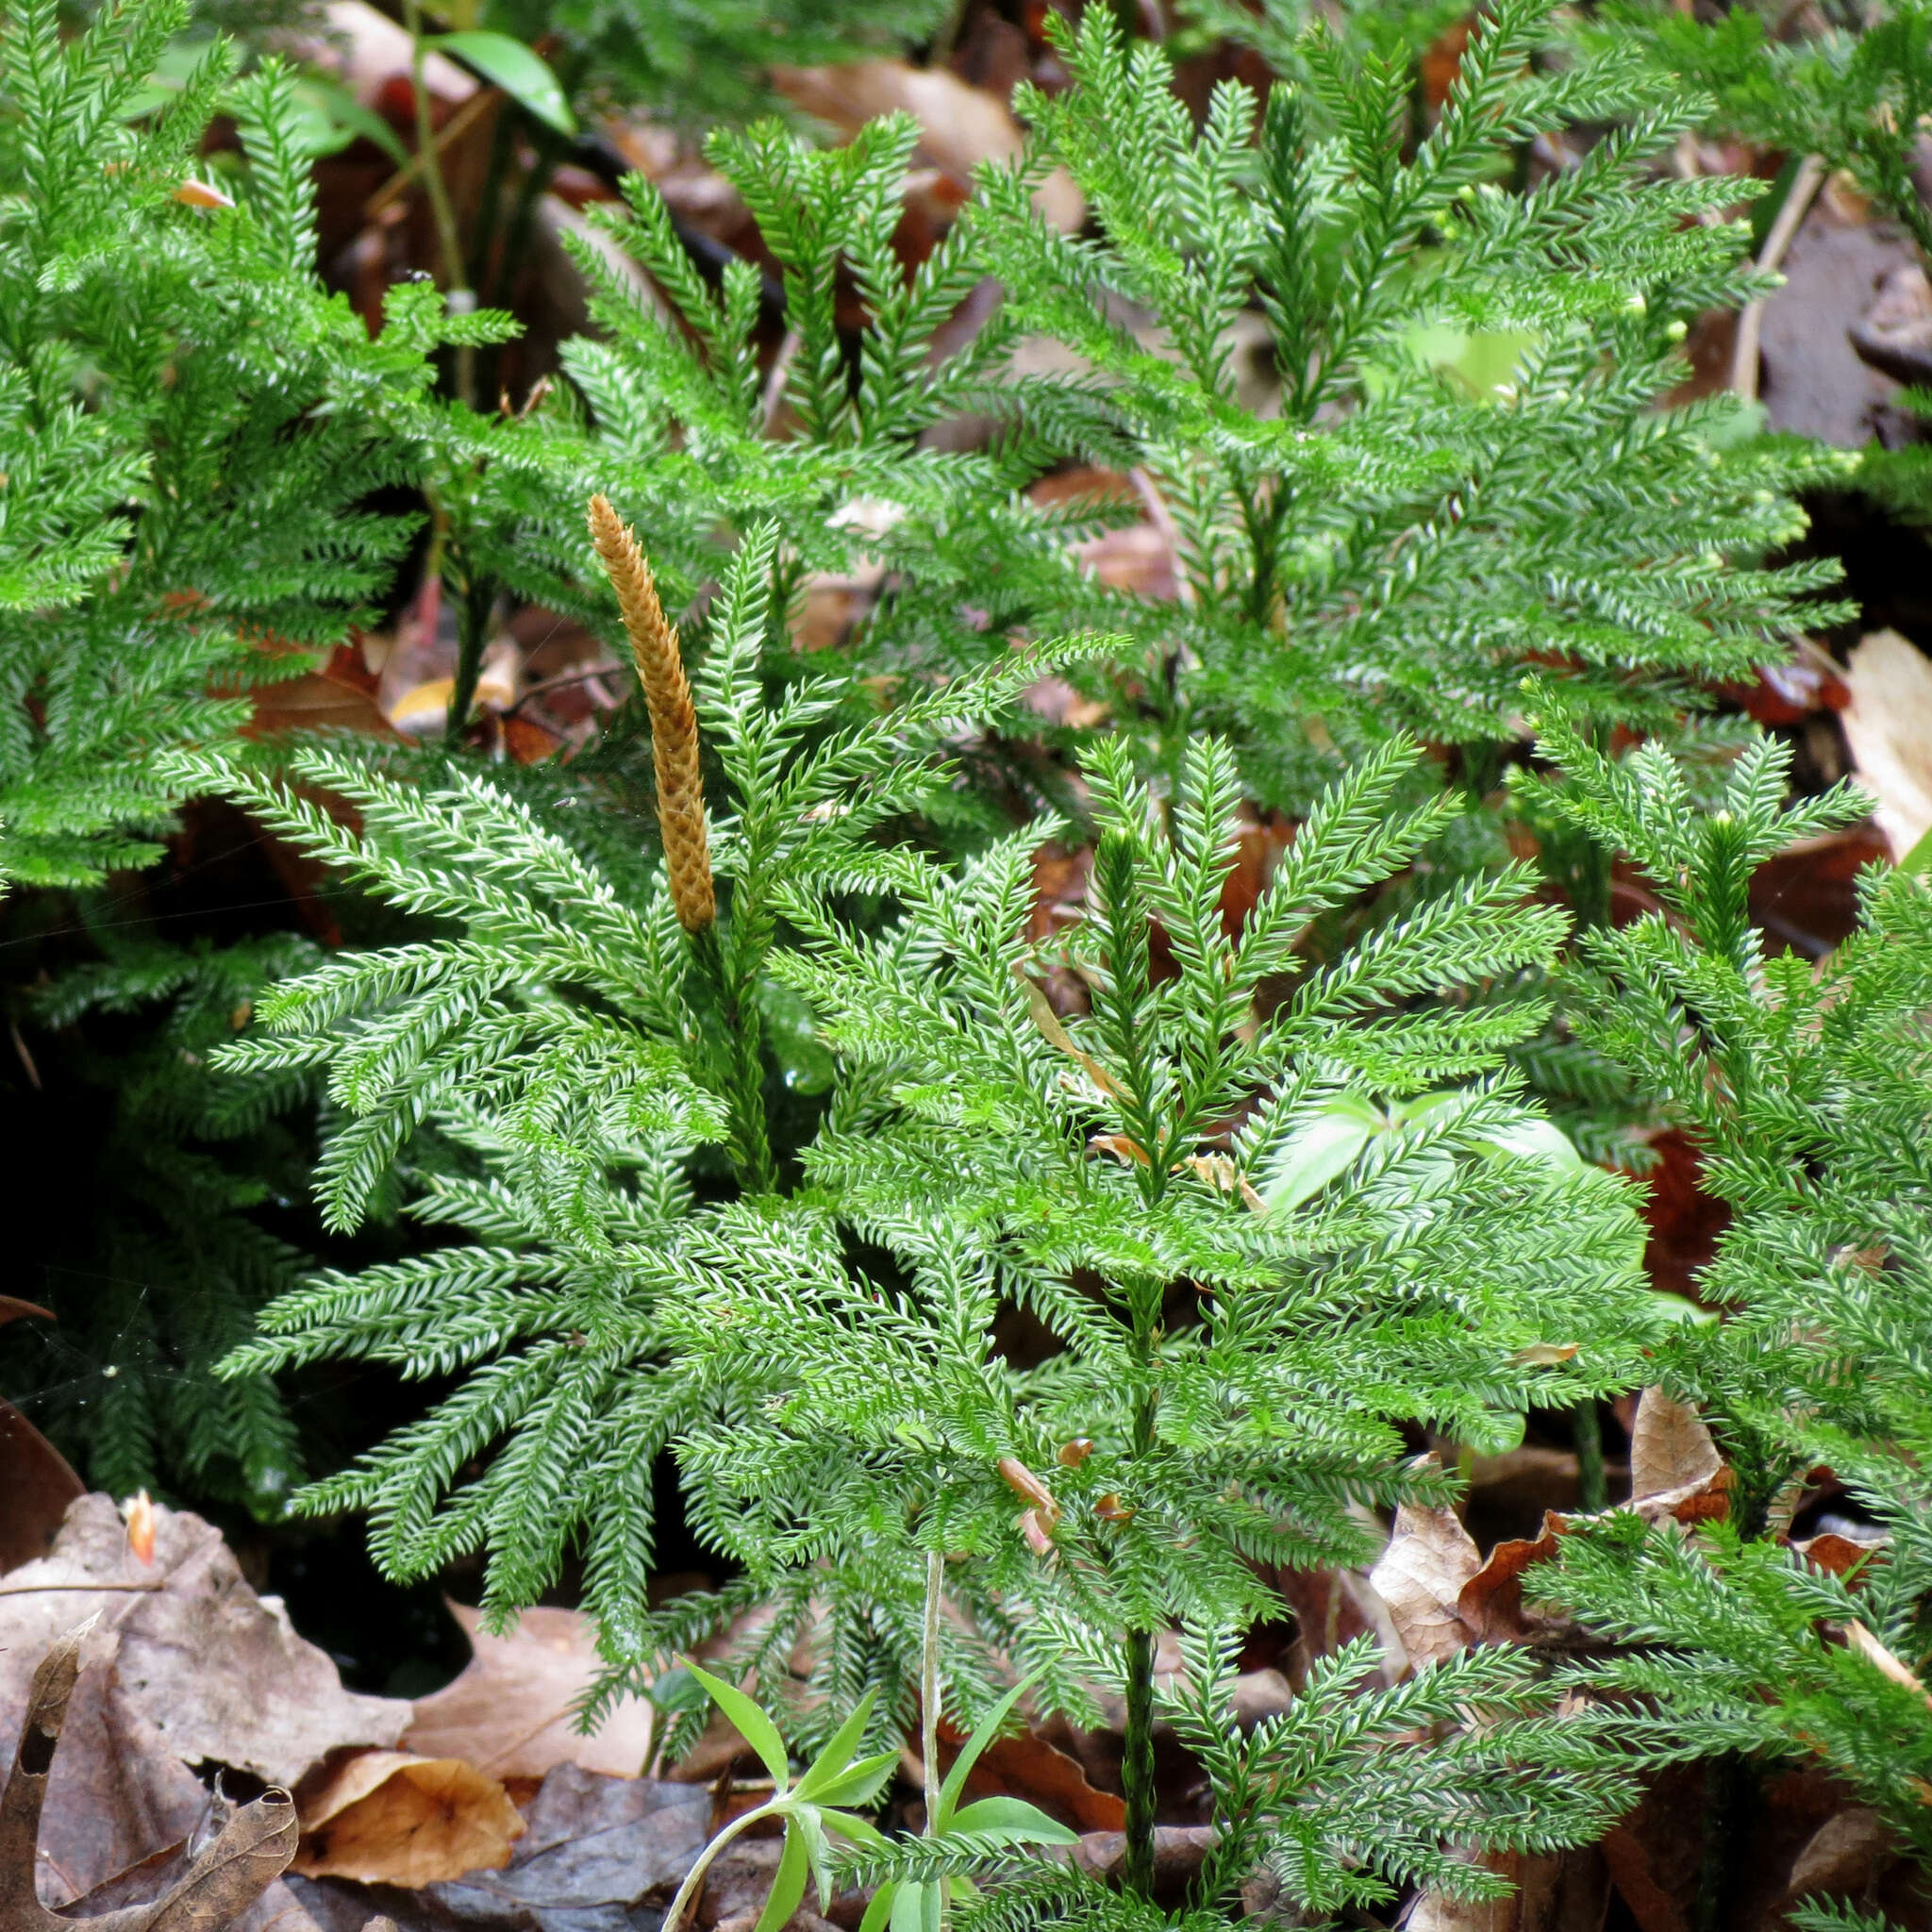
<box><xmin>1572</xmin><ymin>1398</ymin><xmax>1607</xmax><ymax>1513</ymax></box>
<box><xmin>691</xmin><ymin>922</ymin><xmax>776</xmax><ymax>1195</ymax></box>
<box><xmin>444</xmin><ymin>551</ymin><xmax>495</xmax><ymax>741</ymax></box>
<box><xmin>922</xmin><ymin>1546</ymin><xmax>949</xmax><ymax>1928</ymax></box>
<box><xmin>1557</xmin><ymin>739</ymin><xmax>1614</xmax><ymax>1506</ymax></box>
<box><xmin>1691</xmin><ymin>1753</ymin><xmax>1751</xmax><ymax>1932</ymax></box>
<box><xmin>1121</xmin><ymin>1624</ymin><xmax>1158</xmax><ymax>1896</ymax></box>
<box><xmin>404</xmin><ymin>0</ymin><xmax>475</xmax><ymax>401</ymax></box>
<box><xmin>1120</xmin><ymin>1366</ymin><xmax>1160</xmax><ymax>1899</ymax></box>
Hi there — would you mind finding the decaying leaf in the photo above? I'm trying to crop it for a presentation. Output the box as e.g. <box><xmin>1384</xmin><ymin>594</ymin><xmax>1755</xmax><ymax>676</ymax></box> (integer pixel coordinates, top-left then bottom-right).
<box><xmin>956</xmin><ymin>1725</ymin><xmax>1127</xmax><ymax>1835</ymax></box>
<box><xmin>1</xmin><ymin>1622</ymin><xmax>297</xmax><ymax>1932</ymax></box>
<box><xmin>1368</xmin><ymin>1502</ymin><xmax>1482</xmax><ymax>1669</ymax></box>
<box><xmin>1458</xmin><ymin>1515</ymin><xmax>1566</xmax><ymax>1647</ymax></box>
<box><xmin>0</xmin><ymin>1496</ymin><xmax>408</xmax><ymax>1792</ymax></box>
<box><xmin>403</xmin><ymin>1602</ymin><xmax>656</xmax><ymax>1781</ymax></box>
<box><xmin>294</xmin><ymin>1751</ymin><xmax>525</xmax><ymax>1885</ymax></box>
<box><xmin>1790</xmin><ymin>1532</ymin><xmax>1883</xmax><ymax>1578</ymax></box>
<box><xmin>420</xmin><ymin>1765</ymin><xmax>710</xmax><ymax>1932</ymax></box>
<box><xmin>1374</xmin><ymin>1395</ymin><xmax>1737</xmax><ymax>1670</ymax></box>
<box><xmin>1627</xmin><ymin>1388</ymin><xmax>1730</xmax><ymax>1523</ymax></box>
<box><xmin>1840</xmin><ymin>628</ymin><xmax>1932</xmax><ymax>861</ymax></box>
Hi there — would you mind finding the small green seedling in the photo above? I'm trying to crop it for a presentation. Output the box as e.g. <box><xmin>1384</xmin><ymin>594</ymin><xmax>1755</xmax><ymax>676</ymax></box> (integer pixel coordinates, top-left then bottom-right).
<box><xmin>661</xmin><ymin>1660</ymin><xmax>900</xmax><ymax>1932</ymax></box>
<box><xmin>858</xmin><ymin>1672</ymin><xmax>1077</xmax><ymax>1932</ymax></box>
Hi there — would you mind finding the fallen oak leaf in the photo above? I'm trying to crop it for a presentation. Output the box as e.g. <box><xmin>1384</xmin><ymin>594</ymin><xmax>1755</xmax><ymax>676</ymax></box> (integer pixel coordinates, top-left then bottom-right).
<box><xmin>402</xmin><ymin>1601</ymin><xmax>656</xmax><ymax>1781</ymax></box>
<box><xmin>955</xmin><ymin>1727</ymin><xmax>1126</xmax><ymax>1835</ymax></box>
<box><xmin>1411</xmin><ymin>1391</ymin><xmax>1736</xmax><ymax>1657</ymax></box>
<box><xmin>1457</xmin><ymin>1513</ymin><xmax>1565</xmax><ymax>1646</ymax></box>
<box><xmin>0</xmin><ymin>1495</ymin><xmax>410</xmax><ymax>1798</ymax></box>
<box><xmin>1840</xmin><ymin>627</ymin><xmax>1932</xmax><ymax>861</ymax></box>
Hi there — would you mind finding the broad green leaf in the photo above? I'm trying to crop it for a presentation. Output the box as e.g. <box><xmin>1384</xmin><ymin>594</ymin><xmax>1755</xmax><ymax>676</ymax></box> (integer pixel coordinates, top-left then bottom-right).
<box><xmin>935</xmin><ymin>1668</ymin><xmax>1044</xmax><ymax>1827</ymax></box>
<box><xmin>792</xmin><ymin>1804</ymin><xmax>834</xmax><ymax>1910</ymax></box>
<box><xmin>823</xmin><ymin>1805</ymin><xmax>891</xmax><ymax>1849</ymax></box>
<box><xmin>425</xmin><ymin>30</ymin><xmax>576</xmax><ymax>135</ymax></box>
<box><xmin>1476</xmin><ymin>1114</ymin><xmax>1585</xmax><ymax>1170</ymax></box>
<box><xmin>943</xmin><ymin>1796</ymin><xmax>1079</xmax><ymax>1845</ymax></box>
<box><xmin>804</xmin><ymin>1750</ymin><xmax>899</xmax><ymax>1811</ymax></box>
<box><xmin>1257</xmin><ymin>1094</ymin><xmax>1383</xmax><ymax>1214</ymax></box>
<box><xmin>793</xmin><ymin>1690</ymin><xmax>878</xmax><ymax>1801</ymax></box>
<box><xmin>1901</xmin><ymin>817</ymin><xmax>1932</xmax><ymax>876</ymax></box>
<box><xmin>647</xmin><ymin>1666</ymin><xmax>710</xmax><ymax>1719</ymax></box>
<box><xmin>682</xmin><ymin>1658</ymin><xmax>791</xmax><ymax>1788</ymax></box>
<box><xmin>755</xmin><ymin>1824</ymin><xmax>811</xmax><ymax>1932</ymax></box>
<box><xmin>858</xmin><ymin>1882</ymin><xmax>898</xmax><ymax>1932</ymax></box>
<box><xmin>1648</xmin><ymin>1290</ymin><xmax>1720</xmax><ymax>1327</ymax></box>
<box><xmin>890</xmin><ymin>1880</ymin><xmax>941</xmax><ymax>1932</ymax></box>
<box><xmin>287</xmin><ymin>75</ymin><xmax>408</xmax><ymax>162</ymax></box>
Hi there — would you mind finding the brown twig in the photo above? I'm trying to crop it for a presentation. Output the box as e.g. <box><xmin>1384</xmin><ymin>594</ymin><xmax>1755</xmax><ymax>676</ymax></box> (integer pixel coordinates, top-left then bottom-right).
<box><xmin>0</xmin><ymin>1580</ymin><xmax>164</xmax><ymax>1596</ymax></box>
<box><xmin>362</xmin><ymin>85</ymin><xmax>502</xmax><ymax>221</ymax></box>
<box><xmin>1730</xmin><ymin>156</ymin><xmax>1826</xmax><ymax>401</ymax></box>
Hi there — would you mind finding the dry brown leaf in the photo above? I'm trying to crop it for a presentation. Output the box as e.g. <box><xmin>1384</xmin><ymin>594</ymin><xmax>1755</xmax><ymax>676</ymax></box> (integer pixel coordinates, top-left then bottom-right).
<box><xmin>770</xmin><ymin>61</ymin><xmax>1082</xmax><ymax>233</ymax></box>
<box><xmin>959</xmin><ymin>1726</ymin><xmax>1126</xmax><ymax>1834</ymax></box>
<box><xmin>1074</xmin><ymin>523</ymin><xmax>1177</xmax><ymax>600</ymax></box>
<box><xmin>1368</xmin><ymin>1502</ymin><xmax>1482</xmax><ymax>1668</ymax></box>
<box><xmin>293</xmin><ymin>1751</ymin><xmax>524</xmax><ymax>1885</ymax></box>
<box><xmin>1458</xmin><ymin>1514</ymin><xmax>1565</xmax><ymax>1646</ymax></box>
<box><xmin>403</xmin><ymin>1602</ymin><xmax>656</xmax><ymax>1781</ymax></box>
<box><xmin>1840</xmin><ymin>628</ymin><xmax>1932</xmax><ymax>861</ymax></box>
<box><xmin>386</xmin><ymin>641</ymin><xmax>519</xmax><ymax>736</ymax></box>
<box><xmin>1071</xmin><ymin>1825</ymin><xmax>1215</xmax><ymax>1885</ymax></box>
<box><xmin>1408</xmin><ymin>1848</ymin><xmax>1613</xmax><ymax>1932</ymax></box>
<box><xmin>1628</xmin><ymin>1388</ymin><xmax>1724</xmax><ymax>1507</ymax></box>
<box><xmin>0</xmin><ymin>1494</ymin><xmax>408</xmax><ymax>1900</ymax></box>
<box><xmin>1790</xmin><ymin>1532</ymin><xmax>1884</xmax><ymax>1578</ymax></box>
<box><xmin>1</xmin><ymin>1621</ymin><xmax>299</xmax><ymax>1932</ymax></box>
<box><xmin>1782</xmin><ymin>1807</ymin><xmax>1897</xmax><ymax>1905</ymax></box>
<box><xmin>0</xmin><ymin>1293</ymin><xmax>82</xmax><ymax>1577</ymax></box>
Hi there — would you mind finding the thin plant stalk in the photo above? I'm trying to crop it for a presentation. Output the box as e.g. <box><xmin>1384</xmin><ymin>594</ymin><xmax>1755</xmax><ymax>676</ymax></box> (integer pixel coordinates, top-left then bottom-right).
<box><xmin>1120</xmin><ymin>1345</ymin><xmax>1160</xmax><ymax>1897</ymax></box>
<box><xmin>659</xmin><ymin>1797</ymin><xmax>782</xmax><ymax>1932</ymax></box>
<box><xmin>1572</xmin><ymin>1398</ymin><xmax>1607</xmax><ymax>1513</ymax></box>
<box><xmin>403</xmin><ymin>0</ymin><xmax>476</xmax><ymax>400</ymax></box>
<box><xmin>922</xmin><ymin>1545</ymin><xmax>948</xmax><ymax>1927</ymax></box>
